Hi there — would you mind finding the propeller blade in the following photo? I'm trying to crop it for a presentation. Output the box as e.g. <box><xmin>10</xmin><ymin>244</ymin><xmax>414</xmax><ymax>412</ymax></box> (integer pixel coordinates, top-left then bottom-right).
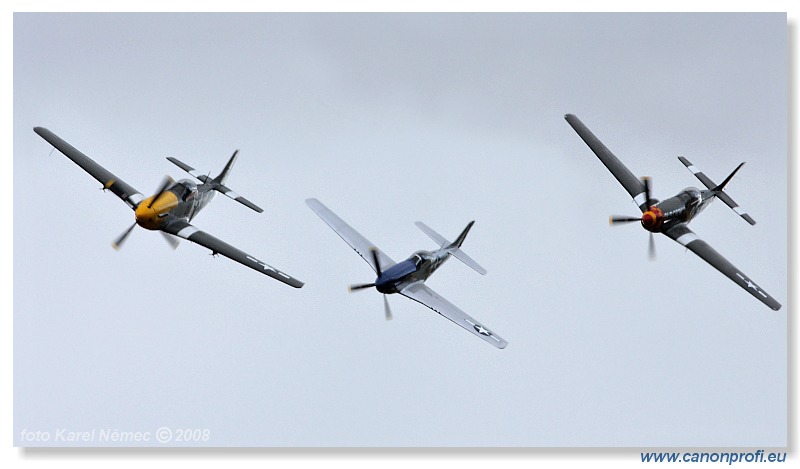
<box><xmin>648</xmin><ymin>232</ymin><xmax>656</xmax><ymax>261</ymax></box>
<box><xmin>609</xmin><ymin>215</ymin><xmax>642</xmax><ymax>225</ymax></box>
<box><xmin>369</xmin><ymin>247</ymin><xmax>382</xmax><ymax>277</ymax></box>
<box><xmin>348</xmin><ymin>283</ymin><xmax>375</xmax><ymax>292</ymax></box>
<box><xmin>148</xmin><ymin>175</ymin><xmax>174</xmax><ymax>208</ymax></box>
<box><xmin>642</xmin><ymin>176</ymin><xmax>652</xmax><ymax>208</ymax></box>
<box><xmin>160</xmin><ymin>231</ymin><xmax>180</xmax><ymax>250</ymax></box>
<box><xmin>112</xmin><ymin>222</ymin><xmax>137</xmax><ymax>250</ymax></box>
<box><xmin>383</xmin><ymin>294</ymin><xmax>393</xmax><ymax>321</ymax></box>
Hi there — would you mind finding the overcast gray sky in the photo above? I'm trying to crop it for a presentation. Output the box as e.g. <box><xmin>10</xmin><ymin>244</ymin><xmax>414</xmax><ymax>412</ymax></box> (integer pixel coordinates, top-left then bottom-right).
<box><xmin>14</xmin><ymin>13</ymin><xmax>786</xmax><ymax>446</ymax></box>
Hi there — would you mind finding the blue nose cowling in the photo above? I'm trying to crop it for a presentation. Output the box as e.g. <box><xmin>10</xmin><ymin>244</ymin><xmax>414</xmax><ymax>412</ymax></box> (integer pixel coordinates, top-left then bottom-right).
<box><xmin>375</xmin><ymin>259</ymin><xmax>417</xmax><ymax>292</ymax></box>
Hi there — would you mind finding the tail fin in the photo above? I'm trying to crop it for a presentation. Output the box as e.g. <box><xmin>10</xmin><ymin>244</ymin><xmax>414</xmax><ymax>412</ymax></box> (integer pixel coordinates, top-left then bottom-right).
<box><xmin>712</xmin><ymin>162</ymin><xmax>745</xmax><ymax>192</ymax></box>
<box><xmin>678</xmin><ymin>157</ymin><xmax>755</xmax><ymax>225</ymax></box>
<box><xmin>213</xmin><ymin>150</ymin><xmax>238</xmax><ymax>185</ymax></box>
<box><xmin>166</xmin><ymin>151</ymin><xmax>263</xmax><ymax>213</ymax></box>
<box><xmin>449</xmin><ymin>221</ymin><xmax>474</xmax><ymax>249</ymax></box>
<box><xmin>415</xmin><ymin>221</ymin><xmax>487</xmax><ymax>275</ymax></box>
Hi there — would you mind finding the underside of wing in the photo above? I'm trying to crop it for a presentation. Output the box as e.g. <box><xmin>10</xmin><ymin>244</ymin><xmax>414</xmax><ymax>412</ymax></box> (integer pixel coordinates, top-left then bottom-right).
<box><xmin>663</xmin><ymin>223</ymin><xmax>780</xmax><ymax>310</ymax></box>
<box><xmin>34</xmin><ymin>127</ymin><xmax>144</xmax><ymax>209</ymax></box>
<box><xmin>305</xmin><ymin>198</ymin><xmax>396</xmax><ymax>273</ymax></box>
<box><xmin>400</xmin><ymin>282</ymin><xmax>507</xmax><ymax>349</ymax></box>
<box><xmin>161</xmin><ymin>219</ymin><xmax>304</xmax><ymax>288</ymax></box>
<box><xmin>564</xmin><ymin>114</ymin><xmax>650</xmax><ymax>212</ymax></box>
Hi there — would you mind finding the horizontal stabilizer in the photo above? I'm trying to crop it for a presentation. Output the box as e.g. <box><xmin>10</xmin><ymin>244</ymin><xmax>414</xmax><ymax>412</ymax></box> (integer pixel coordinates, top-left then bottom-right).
<box><xmin>167</xmin><ymin>154</ymin><xmax>262</xmax><ymax>213</ymax></box>
<box><xmin>715</xmin><ymin>191</ymin><xmax>756</xmax><ymax>225</ymax></box>
<box><xmin>678</xmin><ymin>156</ymin><xmax>716</xmax><ymax>189</ymax></box>
<box><xmin>451</xmin><ymin>248</ymin><xmax>487</xmax><ymax>275</ymax></box>
<box><xmin>678</xmin><ymin>157</ymin><xmax>755</xmax><ymax>225</ymax></box>
<box><xmin>414</xmin><ymin>221</ymin><xmax>448</xmax><ymax>248</ymax></box>
<box><xmin>166</xmin><ymin>157</ymin><xmax>212</xmax><ymax>183</ymax></box>
<box><xmin>214</xmin><ymin>183</ymin><xmax>263</xmax><ymax>213</ymax></box>
<box><xmin>415</xmin><ymin>221</ymin><xmax>487</xmax><ymax>275</ymax></box>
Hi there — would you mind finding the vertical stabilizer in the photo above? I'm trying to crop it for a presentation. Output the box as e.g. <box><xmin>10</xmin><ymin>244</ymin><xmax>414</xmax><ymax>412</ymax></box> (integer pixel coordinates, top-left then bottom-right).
<box><xmin>415</xmin><ymin>221</ymin><xmax>487</xmax><ymax>275</ymax></box>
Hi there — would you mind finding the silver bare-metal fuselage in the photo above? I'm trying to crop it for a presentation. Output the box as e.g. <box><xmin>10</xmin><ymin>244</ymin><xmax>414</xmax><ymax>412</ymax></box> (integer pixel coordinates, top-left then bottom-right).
<box><xmin>168</xmin><ymin>179</ymin><xmax>216</xmax><ymax>223</ymax></box>
<box><xmin>375</xmin><ymin>249</ymin><xmax>451</xmax><ymax>294</ymax></box>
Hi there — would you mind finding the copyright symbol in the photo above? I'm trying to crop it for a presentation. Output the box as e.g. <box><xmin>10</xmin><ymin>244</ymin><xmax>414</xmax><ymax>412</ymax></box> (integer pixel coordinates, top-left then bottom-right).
<box><xmin>155</xmin><ymin>427</ymin><xmax>172</xmax><ymax>444</ymax></box>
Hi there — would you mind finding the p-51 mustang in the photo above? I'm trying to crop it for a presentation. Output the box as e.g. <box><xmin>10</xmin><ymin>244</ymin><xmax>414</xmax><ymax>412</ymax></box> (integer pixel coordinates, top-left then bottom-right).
<box><xmin>306</xmin><ymin>198</ymin><xmax>507</xmax><ymax>348</ymax></box>
<box><xmin>34</xmin><ymin>127</ymin><xmax>303</xmax><ymax>288</ymax></box>
<box><xmin>564</xmin><ymin>114</ymin><xmax>780</xmax><ymax>310</ymax></box>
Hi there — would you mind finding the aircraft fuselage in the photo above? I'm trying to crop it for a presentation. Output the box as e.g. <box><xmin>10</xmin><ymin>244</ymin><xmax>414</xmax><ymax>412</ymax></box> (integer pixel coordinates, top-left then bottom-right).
<box><xmin>133</xmin><ymin>179</ymin><xmax>215</xmax><ymax>230</ymax></box>
<box><xmin>640</xmin><ymin>187</ymin><xmax>714</xmax><ymax>233</ymax></box>
<box><xmin>374</xmin><ymin>249</ymin><xmax>451</xmax><ymax>294</ymax></box>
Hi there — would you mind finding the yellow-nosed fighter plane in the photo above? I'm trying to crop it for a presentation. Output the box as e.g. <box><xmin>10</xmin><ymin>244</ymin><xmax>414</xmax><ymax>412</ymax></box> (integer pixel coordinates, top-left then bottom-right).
<box><xmin>34</xmin><ymin>127</ymin><xmax>303</xmax><ymax>288</ymax></box>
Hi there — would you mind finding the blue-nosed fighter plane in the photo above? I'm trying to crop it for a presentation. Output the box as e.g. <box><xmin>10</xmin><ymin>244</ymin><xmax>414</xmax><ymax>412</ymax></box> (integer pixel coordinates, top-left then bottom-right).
<box><xmin>34</xmin><ymin>127</ymin><xmax>303</xmax><ymax>288</ymax></box>
<box><xmin>565</xmin><ymin>114</ymin><xmax>780</xmax><ymax>310</ymax></box>
<box><xmin>306</xmin><ymin>198</ymin><xmax>507</xmax><ymax>348</ymax></box>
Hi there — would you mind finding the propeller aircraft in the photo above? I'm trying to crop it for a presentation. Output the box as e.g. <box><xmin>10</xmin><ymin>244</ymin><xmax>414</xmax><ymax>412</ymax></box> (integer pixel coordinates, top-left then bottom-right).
<box><xmin>34</xmin><ymin>127</ymin><xmax>304</xmax><ymax>288</ymax></box>
<box><xmin>564</xmin><ymin>114</ymin><xmax>780</xmax><ymax>310</ymax></box>
<box><xmin>306</xmin><ymin>198</ymin><xmax>507</xmax><ymax>348</ymax></box>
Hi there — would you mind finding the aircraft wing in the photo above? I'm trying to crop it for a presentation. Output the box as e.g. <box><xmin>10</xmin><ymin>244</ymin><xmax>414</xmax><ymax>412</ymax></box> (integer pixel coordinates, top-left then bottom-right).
<box><xmin>663</xmin><ymin>223</ymin><xmax>780</xmax><ymax>310</ymax></box>
<box><xmin>161</xmin><ymin>219</ymin><xmax>304</xmax><ymax>288</ymax></box>
<box><xmin>34</xmin><ymin>127</ymin><xmax>145</xmax><ymax>210</ymax></box>
<box><xmin>305</xmin><ymin>198</ymin><xmax>396</xmax><ymax>273</ymax></box>
<box><xmin>564</xmin><ymin>114</ymin><xmax>650</xmax><ymax>212</ymax></box>
<box><xmin>400</xmin><ymin>282</ymin><xmax>508</xmax><ymax>349</ymax></box>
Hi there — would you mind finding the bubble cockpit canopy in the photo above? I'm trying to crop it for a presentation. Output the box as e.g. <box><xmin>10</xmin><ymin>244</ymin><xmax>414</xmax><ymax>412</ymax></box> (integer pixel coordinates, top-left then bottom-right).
<box><xmin>174</xmin><ymin>179</ymin><xmax>198</xmax><ymax>201</ymax></box>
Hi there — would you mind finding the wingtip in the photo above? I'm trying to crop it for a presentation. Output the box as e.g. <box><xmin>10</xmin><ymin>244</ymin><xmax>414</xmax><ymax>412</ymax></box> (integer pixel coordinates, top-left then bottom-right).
<box><xmin>283</xmin><ymin>277</ymin><xmax>304</xmax><ymax>288</ymax></box>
